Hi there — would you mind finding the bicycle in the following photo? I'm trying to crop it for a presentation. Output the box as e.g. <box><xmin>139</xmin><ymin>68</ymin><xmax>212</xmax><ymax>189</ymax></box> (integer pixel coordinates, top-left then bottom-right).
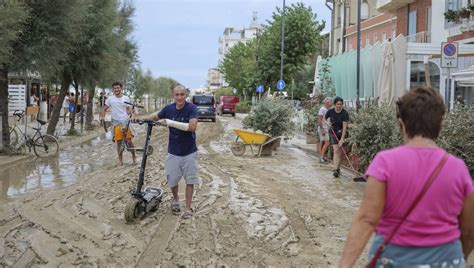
<box><xmin>8</xmin><ymin>110</ymin><xmax>59</xmax><ymax>157</ymax></box>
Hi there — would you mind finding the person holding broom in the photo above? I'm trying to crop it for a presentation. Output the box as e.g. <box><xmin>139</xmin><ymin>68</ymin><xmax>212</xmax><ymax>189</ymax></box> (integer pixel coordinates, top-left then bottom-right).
<box><xmin>325</xmin><ymin>96</ymin><xmax>349</xmax><ymax>178</ymax></box>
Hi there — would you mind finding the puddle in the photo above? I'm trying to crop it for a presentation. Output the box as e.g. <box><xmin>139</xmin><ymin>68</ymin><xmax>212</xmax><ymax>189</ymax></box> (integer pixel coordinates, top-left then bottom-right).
<box><xmin>0</xmin><ymin>134</ymin><xmax>115</xmax><ymax>202</ymax></box>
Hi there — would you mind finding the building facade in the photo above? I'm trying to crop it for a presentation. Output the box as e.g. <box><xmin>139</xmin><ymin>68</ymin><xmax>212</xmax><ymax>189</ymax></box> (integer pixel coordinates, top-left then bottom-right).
<box><xmin>207</xmin><ymin>68</ymin><xmax>224</xmax><ymax>92</ymax></box>
<box><xmin>218</xmin><ymin>12</ymin><xmax>261</xmax><ymax>64</ymax></box>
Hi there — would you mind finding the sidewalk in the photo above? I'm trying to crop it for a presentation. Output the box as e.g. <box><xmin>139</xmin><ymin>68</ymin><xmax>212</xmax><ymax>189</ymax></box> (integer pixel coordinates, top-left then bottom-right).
<box><xmin>0</xmin><ymin>114</ymin><xmax>109</xmax><ymax>169</ymax></box>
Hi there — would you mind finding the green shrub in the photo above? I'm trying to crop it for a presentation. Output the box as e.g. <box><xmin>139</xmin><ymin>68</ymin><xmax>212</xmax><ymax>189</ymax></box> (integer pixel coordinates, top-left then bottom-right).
<box><xmin>349</xmin><ymin>105</ymin><xmax>473</xmax><ymax>177</ymax></box>
<box><xmin>242</xmin><ymin>98</ymin><xmax>295</xmax><ymax>138</ymax></box>
<box><xmin>236</xmin><ymin>100</ymin><xmax>251</xmax><ymax>113</ymax></box>
<box><xmin>438</xmin><ymin>107</ymin><xmax>474</xmax><ymax>175</ymax></box>
<box><xmin>348</xmin><ymin>104</ymin><xmax>403</xmax><ymax>171</ymax></box>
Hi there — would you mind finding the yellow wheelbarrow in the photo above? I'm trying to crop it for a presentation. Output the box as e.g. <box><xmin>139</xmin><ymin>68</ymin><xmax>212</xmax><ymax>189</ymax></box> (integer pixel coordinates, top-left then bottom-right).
<box><xmin>231</xmin><ymin>129</ymin><xmax>281</xmax><ymax>157</ymax></box>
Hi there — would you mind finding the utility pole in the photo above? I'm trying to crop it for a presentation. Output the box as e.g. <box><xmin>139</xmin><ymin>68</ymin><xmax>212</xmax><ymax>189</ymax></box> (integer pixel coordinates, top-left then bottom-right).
<box><xmin>356</xmin><ymin>0</ymin><xmax>362</xmax><ymax>111</ymax></box>
<box><xmin>280</xmin><ymin>0</ymin><xmax>286</xmax><ymax>82</ymax></box>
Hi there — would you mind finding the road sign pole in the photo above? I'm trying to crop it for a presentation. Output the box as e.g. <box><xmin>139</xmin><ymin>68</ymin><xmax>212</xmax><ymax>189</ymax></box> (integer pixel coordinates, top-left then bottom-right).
<box><xmin>280</xmin><ymin>0</ymin><xmax>285</xmax><ymax>82</ymax></box>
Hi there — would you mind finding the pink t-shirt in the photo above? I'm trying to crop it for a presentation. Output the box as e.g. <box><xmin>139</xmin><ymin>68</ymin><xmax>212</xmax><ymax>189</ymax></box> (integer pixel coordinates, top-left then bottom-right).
<box><xmin>366</xmin><ymin>145</ymin><xmax>473</xmax><ymax>246</ymax></box>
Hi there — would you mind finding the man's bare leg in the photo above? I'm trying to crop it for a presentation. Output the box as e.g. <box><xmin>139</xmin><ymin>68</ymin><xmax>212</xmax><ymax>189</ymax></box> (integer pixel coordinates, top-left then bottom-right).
<box><xmin>171</xmin><ymin>185</ymin><xmax>179</xmax><ymax>203</ymax></box>
<box><xmin>185</xmin><ymin>184</ymin><xmax>194</xmax><ymax>211</ymax></box>
<box><xmin>127</xmin><ymin>138</ymin><xmax>137</xmax><ymax>164</ymax></box>
<box><xmin>116</xmin><ymin>141</ymin><xmax>123</xmax><ymax>166</ymax></box>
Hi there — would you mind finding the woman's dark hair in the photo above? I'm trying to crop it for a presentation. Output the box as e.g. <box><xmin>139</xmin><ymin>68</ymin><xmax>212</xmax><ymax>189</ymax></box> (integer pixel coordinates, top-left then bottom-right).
<box><xmin>334</xmin><ymin>96</ymin><xmax>344</xmax><ymax>104</ymax></box>
<box><xmin>396</xmin><ymin>87</ymin><xmax>446</xmax><ymax>140</ymax></box>
<box><xmin>112</xmin><ymin>81</ymin><xmax>122</xmax><ymax>88</ymax></box>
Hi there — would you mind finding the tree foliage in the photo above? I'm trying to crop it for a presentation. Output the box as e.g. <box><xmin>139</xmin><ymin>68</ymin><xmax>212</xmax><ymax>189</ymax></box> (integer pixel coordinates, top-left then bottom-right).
<box><xmin>214</xmin><ymin>87</ymin><xmax>236</xmax><ymax>100</ymax></box>
<box><xmin>219</xmin><ymin>41</ymin><xmax>256</xmax><ymax>100</ymax></box>
<box><xmin>219</xmin><ymin>3</ymin><xmax>324</xmax><ymax>100</ymax></box>
<box><xmin>256</xmin><ymin>3</ymin><xmax>324</xmax><ymax>90</ymax></box>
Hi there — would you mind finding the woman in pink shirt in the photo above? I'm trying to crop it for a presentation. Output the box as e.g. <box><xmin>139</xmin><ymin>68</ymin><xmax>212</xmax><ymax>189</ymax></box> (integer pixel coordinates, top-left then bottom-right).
<box><xmin>340</xmin><ymin>87</ymin><xmax>474</xmax><ymax>267</ymax></box>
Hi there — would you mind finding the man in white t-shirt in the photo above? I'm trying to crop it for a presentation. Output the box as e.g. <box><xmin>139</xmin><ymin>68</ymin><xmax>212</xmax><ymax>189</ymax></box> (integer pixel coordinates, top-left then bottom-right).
<box><xmin>99</xmin><ymin>81</ymin><xmax>136</xmax><ymax>166</ymax></box>
<box><xmin>317</xmin><ymin>97</ymin><xmax>333</xmax><ymax>164</ymax></box>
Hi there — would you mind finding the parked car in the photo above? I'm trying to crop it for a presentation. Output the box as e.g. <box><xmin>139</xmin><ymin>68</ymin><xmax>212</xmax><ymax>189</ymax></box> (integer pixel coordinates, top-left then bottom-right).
<box><xmin>216</xmin><ymin>96</ymin><xmax>240</xmax><ymax>117</ymax></box>
<box><xmin>192</xmin><ymin>94</ymin><xmax>216</xmax><ymax>122</ymax></box>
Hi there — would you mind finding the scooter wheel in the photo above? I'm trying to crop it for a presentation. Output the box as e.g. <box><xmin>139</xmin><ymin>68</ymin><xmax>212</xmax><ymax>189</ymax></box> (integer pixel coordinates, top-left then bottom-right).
<box><xmin>125</xmin><ymin>198</ymin><xmax>145</xmax><ymax>223</ymax></box>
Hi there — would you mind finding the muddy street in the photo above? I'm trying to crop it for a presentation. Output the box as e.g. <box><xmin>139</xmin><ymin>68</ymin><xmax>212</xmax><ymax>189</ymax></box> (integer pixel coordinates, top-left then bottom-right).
<box><xmin>0</xmin><ymin>116</ymin><xmax>370</xmax><ymax>267</ymax></box>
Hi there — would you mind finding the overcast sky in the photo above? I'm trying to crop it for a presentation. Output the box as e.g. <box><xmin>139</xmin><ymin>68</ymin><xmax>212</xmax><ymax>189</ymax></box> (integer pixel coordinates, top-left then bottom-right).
<box><xmin>133</xmin><ymin>0</ymin><xmax>331</xmax><ymax>89</ymax></box>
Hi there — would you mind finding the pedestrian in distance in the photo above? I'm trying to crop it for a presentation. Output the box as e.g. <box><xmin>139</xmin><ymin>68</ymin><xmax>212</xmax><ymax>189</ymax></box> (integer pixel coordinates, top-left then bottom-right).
<box><xmin>99</xmin><ymin>81</ymin><xmax>137</xmax><ymax>166</ymax></box>
<box><xmin>134</xmin><ymin>85</ymin><xmax>198</xmax><ymax>220</ymax></box>
<box><xmin>62</xmin><ymin>93</ymin><xmax>70</xmax><ymax>123</ymax></box>
<box><xmin>339</xmin><ymin>87</ymin><xmax>474</xmax><ymax>267</ymax></box>
<box><xmin>325</xmin><ymin>96</ymin><xmax>349</xmax><ymax>177</ymax></box>
<box><xmin>317</xmin><ymin>97</ymin><xmax>333</xmax><ymax>164</ymax></box>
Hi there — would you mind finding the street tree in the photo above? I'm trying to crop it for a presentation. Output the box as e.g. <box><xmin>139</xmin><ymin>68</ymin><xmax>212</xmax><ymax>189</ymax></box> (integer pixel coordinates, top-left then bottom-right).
<box><xmin>0</xmin><ymin>0</ymin><xmax>84</xmax><ymax>152</ymax></box>
<box><xmin>256</xmin><ymin>3</ymin><xmax>325</xmax><ymax>91</ymax></box>
<box><xmin>219</xmin><ymin>40</ymin><xmax>256</xmax><ymax>100</ymax></box>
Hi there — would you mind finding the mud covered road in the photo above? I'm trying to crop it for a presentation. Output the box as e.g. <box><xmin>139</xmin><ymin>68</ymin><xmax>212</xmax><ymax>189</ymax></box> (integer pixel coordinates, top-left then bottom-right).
<box><xmin>3</xmin><ymin>116</ymin><xmax>469</xmax><ymax>267</ymax></box>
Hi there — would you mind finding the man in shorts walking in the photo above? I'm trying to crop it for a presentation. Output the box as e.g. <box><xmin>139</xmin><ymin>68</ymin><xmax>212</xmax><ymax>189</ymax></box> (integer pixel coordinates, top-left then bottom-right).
<box><xmin>325</xmin><ymin>96</ymin><xmax>349</xmax><ymax>178</ymax></box>
<box><xmin>99</xmin><ymin>81</ymin><xmax>137</xmax><ymax>166</ymax></box>
<box><xmin>317</xmin><ymin>97</ymin><xmax>333</xmax><ymax>163</ymax></box>
<box><xmin>137</xmin><ymin>85</ymin><xmax>198</xmax><ymax>219</ymax></box>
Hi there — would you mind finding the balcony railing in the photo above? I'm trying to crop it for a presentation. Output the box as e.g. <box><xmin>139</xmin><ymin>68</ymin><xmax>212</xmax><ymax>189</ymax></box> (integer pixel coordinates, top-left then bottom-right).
<box><xmin>406</xmin><ymin>31</ymin><xmax>431</xmax><ymax>43</ymax></box>
<box><xmin>448</xmin><ymin>19</ymin><xmax>474</xmax><ymax>37</ymax></box>
<box><xmin>376</xmin><ymin>0</ymin><xmax>415</xmax><ymax>13</ymax></box>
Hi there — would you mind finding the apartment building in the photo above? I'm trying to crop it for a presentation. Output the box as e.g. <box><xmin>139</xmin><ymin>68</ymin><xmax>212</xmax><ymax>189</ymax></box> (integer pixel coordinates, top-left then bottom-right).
<box><xmin>218</xmin><ymin>13</ymin><xmax>261</xmax><ymax>64</ymax></box>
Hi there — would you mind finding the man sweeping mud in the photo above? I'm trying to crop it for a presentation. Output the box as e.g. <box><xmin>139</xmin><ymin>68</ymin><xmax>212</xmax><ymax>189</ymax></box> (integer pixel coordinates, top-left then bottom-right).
<box><xmin>325</xmin><ymin>96</ymin><xmax>349</xmax><ymax>178</ymax></box>
<box><xmin>136</xmin><ymin>85</ymin><xmax>198</xmax><ymax>219</ymax></box>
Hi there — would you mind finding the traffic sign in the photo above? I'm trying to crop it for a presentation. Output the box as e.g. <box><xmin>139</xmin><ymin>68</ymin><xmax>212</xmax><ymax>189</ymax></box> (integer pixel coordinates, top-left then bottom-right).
<box><xmin>256</xmin><ymin>84</ymin><xmax>264</xmax><ymax>93</ymax></box>
<box><xmin>277</xmin><ymin>80</ymin><xmax>285</xmax><ymax>90</ymax></box>
<box><xmin>441</xmin><ymin>42</ymin><xmax>458</xmax><ymax>68</ymax></box>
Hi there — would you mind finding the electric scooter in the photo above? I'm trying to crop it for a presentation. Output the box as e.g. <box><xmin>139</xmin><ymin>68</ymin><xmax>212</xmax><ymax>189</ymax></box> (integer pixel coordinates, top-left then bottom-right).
<box><xmin>124</xmin><ymin>119</ymin><xmax>164</xmax><ymax>223</ymax></box>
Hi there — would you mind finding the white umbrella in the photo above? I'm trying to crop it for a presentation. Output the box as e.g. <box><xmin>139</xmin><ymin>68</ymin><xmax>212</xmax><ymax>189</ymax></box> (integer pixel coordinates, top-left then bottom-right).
<box><xmin>313</xmin><ymin>55</ymin><xmax>322</xmax><ymax>96</ymax></box>
<box><xmin>377</xmin><ymin>41</ymin><xmax>395</xmax><ymax>104</ymax></box>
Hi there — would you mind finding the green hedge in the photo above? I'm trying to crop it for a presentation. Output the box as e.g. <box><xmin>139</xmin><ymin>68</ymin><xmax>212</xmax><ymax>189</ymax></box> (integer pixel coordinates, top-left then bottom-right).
<box><xmin>348</xmin><ymin>105</ymin><xmax>473</xmax><ymax>176</ymax></box>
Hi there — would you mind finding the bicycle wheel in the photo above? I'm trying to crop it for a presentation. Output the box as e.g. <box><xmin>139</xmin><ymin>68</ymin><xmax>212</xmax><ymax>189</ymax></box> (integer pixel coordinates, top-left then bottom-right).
<box><xmin>33</xmin><ymin>134</ymin><xmax>59</xmax><ymax>157</ymax></box>
<box><xmin>9</xmin><ymin>127</ymin><xmax>19</xmax><ymax>148</ymax></box>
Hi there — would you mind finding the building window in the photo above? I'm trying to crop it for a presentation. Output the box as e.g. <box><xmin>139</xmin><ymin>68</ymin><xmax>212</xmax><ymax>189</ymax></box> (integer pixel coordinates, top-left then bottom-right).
<box><xmin>427</xmin><ymin>6</ymin><xmax>432</xmax><ymax>34</ymax></box>
<box><xmin>408</xmin><ymin>10</ymin><xmax>417</xmax><ymax>41</ymax></box>
<box><xmin>366</xmin><ymin>36</ymin><xmax>370</xmax><ymax>46</ymax></box>
<box><xmin>446</xmin><ymin>0</ymin><xmax>461</xmax><ymax>11</ymax></box>
<box><xmin>392</xmin><ymin>28</ymin><xmax>396</xmax><ymax>39</ymax></box>
<box><xmin>374</xmin><ymin>33</ymin><xmax>378</xmax><ymax>42</ymax></box>
<box><xmin>382</xmin><ymin>32</ymin><xmax>387</xmax><ymax>42</ymax></box>
<box><xmin>361</xmin><ymin>1</ymin><xmax>369</xmax><ymax>20</ymax></box>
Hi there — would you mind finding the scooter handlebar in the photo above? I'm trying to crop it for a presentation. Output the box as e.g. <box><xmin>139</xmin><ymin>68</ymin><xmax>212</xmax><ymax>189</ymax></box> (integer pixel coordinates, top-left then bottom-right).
<box><xmin>131</xmin><ymin>119</ymin><xmax>162</xmax><ymax>126</ymax></box>
<box><xmin>124</xmin><ymin>101</ymin><xmax>145</xmax><ymax>109</ymax></box>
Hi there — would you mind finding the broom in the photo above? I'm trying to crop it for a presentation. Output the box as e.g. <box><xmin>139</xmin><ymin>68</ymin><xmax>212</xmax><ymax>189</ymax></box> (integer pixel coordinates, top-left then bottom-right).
<box><xmin>329</xmin><ymin>126</ymin><xmax>366</xmax><ymax>182</ymax></box>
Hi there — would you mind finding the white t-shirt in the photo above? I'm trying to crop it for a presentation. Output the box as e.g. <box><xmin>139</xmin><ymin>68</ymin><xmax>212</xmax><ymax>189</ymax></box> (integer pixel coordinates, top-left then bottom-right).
<box><xmin>106</xmin><ymin>95</ymin><xmax>131</xmax><ymax>121</ymax></box>
<box><xmin>318</xmin><ymin>106</ymin><xmax>329</xmax><ymax>129</ymax></box>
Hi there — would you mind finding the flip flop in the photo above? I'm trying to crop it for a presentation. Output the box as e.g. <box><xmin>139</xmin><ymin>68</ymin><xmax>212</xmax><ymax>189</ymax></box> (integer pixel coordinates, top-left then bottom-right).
<box><xmin>171</xmin><ymin>202</ymin><xmax>181</xmax><ymax>214</ymax></box>
<box><xmin>181</xmin><ymin>210</ymin><xmax>193</xmax><ymax>219</ymax></box>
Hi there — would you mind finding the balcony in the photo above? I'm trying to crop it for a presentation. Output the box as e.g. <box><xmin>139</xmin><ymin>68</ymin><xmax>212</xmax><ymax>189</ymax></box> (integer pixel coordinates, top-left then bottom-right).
<box><xmin>447</xmin><ymin>19</ymin><xmax>474</xmax><ymax>42</ymax></box>
<box><xmin>406</xmin><ymin>31</ymin><xmax>431</xmax><ymax>43</ymax></box>
<box><xmin>376</xmin><ymin>0</ymin><xmax>415</xmax><ymax>13</ymax></box>
<box><xmin>219</xmin><ymin>36</ymin><xmax>223</xmax><ymax>43</ymax></box>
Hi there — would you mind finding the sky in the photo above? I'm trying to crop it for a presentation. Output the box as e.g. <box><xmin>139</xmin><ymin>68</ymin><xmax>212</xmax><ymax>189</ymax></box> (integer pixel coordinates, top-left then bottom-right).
<box><xmin>133</xmin><ymin>0</ymin><xmax>331</xmax><ymax>89</ymax></box>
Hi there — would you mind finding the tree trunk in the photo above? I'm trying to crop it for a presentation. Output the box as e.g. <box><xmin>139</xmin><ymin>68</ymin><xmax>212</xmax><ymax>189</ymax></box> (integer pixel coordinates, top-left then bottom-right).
<box><xmin>69</xmin><ymin>84</ymin><xmax>78</xmax><ymax>132</ymax></box>
<box><xmin>0</xmin><ymin>64</ymin><xmax>11</xmax><ymax>153</ymax></box>
<box><xmin>47</xmin><ymin>70</ymin><xmax>71</xmax><ymax>135</ymax></box>
<box><xmin>85</xmin><ymin>87</ymin><xmax>95</xmax><ymax>130</ymax></box>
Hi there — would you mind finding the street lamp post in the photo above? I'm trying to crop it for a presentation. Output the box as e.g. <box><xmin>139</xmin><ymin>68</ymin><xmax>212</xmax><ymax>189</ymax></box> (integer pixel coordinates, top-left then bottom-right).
<box><xmin>356</xmin><ymin>0</ymin><xmax>361</xmax><ymax>111</ymax></box>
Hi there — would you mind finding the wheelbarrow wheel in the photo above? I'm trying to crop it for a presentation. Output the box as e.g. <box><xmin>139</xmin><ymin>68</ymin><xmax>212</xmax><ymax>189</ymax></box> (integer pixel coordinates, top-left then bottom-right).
<box><xmin>231</xmin><ymin>141</ymin><xmax>246</xmax><ymax>156</ymax></box>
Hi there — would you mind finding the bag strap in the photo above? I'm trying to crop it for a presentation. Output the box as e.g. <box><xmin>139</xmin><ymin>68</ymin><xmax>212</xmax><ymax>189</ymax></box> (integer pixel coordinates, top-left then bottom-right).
<box><xmin>366</xmin><ymin>151</ymin><xmax>449</xmax><ymax>267</ymax></box>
